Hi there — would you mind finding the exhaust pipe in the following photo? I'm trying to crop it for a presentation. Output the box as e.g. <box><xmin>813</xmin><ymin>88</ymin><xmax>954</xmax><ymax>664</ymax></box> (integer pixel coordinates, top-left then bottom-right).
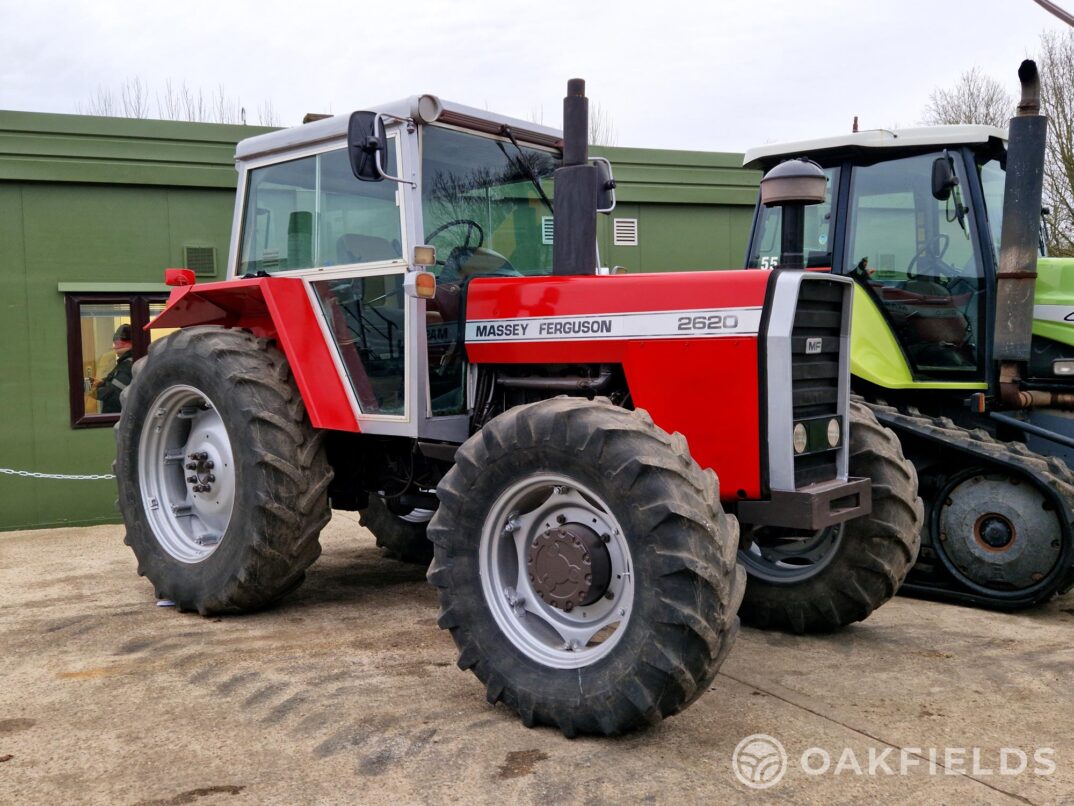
<box><xmin>552</xmin><ymin>79</ymin><xmax>599</xmax><ymax>276</ymax></box>
<box><xmin>994</xmin><ymin>61</ymin><xmax>1048</xmax><ymax>407</ymax></box>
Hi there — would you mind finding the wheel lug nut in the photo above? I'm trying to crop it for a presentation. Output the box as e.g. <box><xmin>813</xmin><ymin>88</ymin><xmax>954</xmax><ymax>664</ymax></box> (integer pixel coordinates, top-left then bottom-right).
<box><xmin>556</xmin><ymin>514</ymin><xmax>567</xmax><ymax>524</ymax></box>
<box><xmin>185</xmin><ymin>462</ymin><xmax>197</xmax><ymax>470</ymax></box>
<box><xmin>206</xmin><ymin>474</ymin><xmax>215</xmax><ymax>483</ymax></box>
<box><xmin>205</xmin><ymin>461</ymin><xmax>214</xmax><ymax>469</ymax></box>
<box><xmin>187</xmin><ymin>476</ymin><xmax>197</xmax><ymax>483</ymax></box>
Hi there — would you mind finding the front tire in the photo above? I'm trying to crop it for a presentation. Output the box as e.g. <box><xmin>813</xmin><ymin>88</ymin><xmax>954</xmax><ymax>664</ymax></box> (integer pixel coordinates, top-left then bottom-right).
<box><xmin>115</xmin><ymin>327</ymin><xmax>333</xmax><ymax>615</ymax></box>
<box><xmin>427</xmin><ymin>397</ymin><xmax>745</xmax><ymax>736</ymax></box>
<box><xmin>738</xmin><ymin>399</ymin><xmax>923</xmax><ymax>633</ymax></box>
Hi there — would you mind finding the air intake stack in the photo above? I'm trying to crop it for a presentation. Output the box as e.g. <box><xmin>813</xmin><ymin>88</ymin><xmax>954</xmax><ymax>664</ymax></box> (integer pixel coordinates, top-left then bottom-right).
<box><xmin>553</xmin><ymin>79</ymin><xmax>599</xmax><ymax>276</ymax></box>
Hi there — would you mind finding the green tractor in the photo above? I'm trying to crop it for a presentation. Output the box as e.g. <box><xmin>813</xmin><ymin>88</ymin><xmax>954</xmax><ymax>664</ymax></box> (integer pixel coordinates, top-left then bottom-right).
<box><xmin>744</xmin><ymin>60</ymin><xmax>1074</xmax><ymax>609</ymax></box>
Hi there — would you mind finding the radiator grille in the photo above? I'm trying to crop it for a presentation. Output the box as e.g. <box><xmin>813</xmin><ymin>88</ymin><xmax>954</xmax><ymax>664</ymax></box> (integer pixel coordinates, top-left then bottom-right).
<box><xmin>791</xmin><ymin>279</ymin><xmax>844</xmax><ymax>487</ymax></box>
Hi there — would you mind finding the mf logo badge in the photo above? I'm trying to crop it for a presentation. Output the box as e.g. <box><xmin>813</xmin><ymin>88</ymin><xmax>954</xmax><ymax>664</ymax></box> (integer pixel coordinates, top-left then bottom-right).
<box><xmin>805</xmin><ymin>337</ymin><xmax>823</xmax><ymax>355</ymax></box>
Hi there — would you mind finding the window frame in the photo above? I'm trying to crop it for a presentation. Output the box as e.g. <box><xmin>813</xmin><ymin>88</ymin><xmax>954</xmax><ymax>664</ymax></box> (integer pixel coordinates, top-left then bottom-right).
<box><xmin>65</xmin><ymin>292</ymin><xmax>168</xmax><ymax>428</ymax></box>
<box><xmin>232</xmin><ymin>135</ymin><xmax>408</xmax><ymax>279</ymax></box>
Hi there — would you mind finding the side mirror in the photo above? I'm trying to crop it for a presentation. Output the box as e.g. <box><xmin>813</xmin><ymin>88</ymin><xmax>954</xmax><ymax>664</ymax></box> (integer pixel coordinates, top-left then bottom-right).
<box><xmin>931</xmin><ymin>155</ymin><xmax>958</xmax><ymax>201</ymax></box>
<box><xmin>348</xmin><ymin>111</ymin><xmax>388</xmax><ymax>182</ymax></box>
<box><xmin>591</xmin><ymin>157</ymin><xmax>617</xmax><ymax>213</ymax></box>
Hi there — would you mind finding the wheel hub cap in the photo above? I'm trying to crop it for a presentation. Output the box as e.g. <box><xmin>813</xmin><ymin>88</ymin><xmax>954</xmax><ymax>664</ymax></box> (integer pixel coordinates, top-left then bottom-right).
<box><xmin>975</xmin><ymin>514</ymin><xmax>1015</xmax><ymax>551</ymax></box>
<box><xmin>528</xmin><ymin>524</ymin><xmax>611</xmax><ymax>611</ymax></box>
<box><xmin>938</xmin><ymin>474</ymin><xmax>1061</xmax><ymax>591</ymax></box>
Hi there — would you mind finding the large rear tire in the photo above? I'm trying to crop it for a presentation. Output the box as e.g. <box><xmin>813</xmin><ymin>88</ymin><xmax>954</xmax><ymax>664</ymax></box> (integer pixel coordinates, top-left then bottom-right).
<box><xmin>360</xmin><ymin>496</ymin><xmax>434</xmax><ymax>565</ymax></box>
<box><xmin>738</xmin><ymin>399</ymin><xmax>923</xmax><ymax>633</ymax></box>
<box><xmin>115</xmin><ymin>327</ymin><xmax>333</xmax><ymax>615</ymax></box>
<box><xmin>427</xmin><ymin>397</ymin><xmax>745</xmax><ymax>736</ymax></box>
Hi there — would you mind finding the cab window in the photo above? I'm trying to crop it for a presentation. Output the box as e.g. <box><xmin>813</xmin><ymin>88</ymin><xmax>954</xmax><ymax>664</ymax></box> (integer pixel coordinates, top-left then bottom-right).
<box><xmin>238</xmin><ymin>144</ymin><xmax>403</xmax><ymax>274</ymax></box>
<box><xmin>748</xmin><ymin>167</ymin><xmax>839</xmax><ymax>269</ymax></box>
<box><xmin>845</xmin><ymin>152</ymin><xmax>985</xmax><ymax>378</ymax></box>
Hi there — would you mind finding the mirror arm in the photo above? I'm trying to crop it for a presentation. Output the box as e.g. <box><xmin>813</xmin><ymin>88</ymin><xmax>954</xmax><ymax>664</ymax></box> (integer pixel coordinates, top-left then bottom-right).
<box><xmin>373</xmin><ymin>115</ymin><xmax>416</xmax><ymax>187</ymax></box>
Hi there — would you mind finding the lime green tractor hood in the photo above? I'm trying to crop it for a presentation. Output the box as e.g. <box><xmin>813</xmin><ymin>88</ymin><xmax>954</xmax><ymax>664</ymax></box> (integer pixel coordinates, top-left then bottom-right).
<box><xmin>1033</xmin><ymin>257</ymin><xmax>1074</xmax><ymax>348</ymax></box>
<box><xmin>851</xmin><ymin>256</ymin><xmax>1074</xmax><ymax>389</ymax></box>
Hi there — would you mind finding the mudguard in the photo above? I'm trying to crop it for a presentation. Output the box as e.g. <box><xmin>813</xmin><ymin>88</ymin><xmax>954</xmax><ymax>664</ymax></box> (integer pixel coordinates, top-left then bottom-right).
<box><xmin>148</xmin><ymin>277</ymin><xmax>359</xmax><ymax>432</ymax></box>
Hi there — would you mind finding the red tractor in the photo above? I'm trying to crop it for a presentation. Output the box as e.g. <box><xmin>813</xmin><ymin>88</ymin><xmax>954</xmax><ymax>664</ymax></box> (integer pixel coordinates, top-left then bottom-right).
<box><xmin>115</xmin><ymin>81</ymin><xmax>920</xmax><ymax>736</ymax></box>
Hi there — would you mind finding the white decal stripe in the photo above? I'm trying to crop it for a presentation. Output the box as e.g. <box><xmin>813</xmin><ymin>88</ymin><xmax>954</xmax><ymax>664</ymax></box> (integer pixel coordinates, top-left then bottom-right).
<box><xmin>1035</xmin><ymin>304</ymin><xmax>1074</xmax><ymax>325</ymax></box>
<box><xmin>465</xmin><ymin>307</ymin><xmax>763</xmax><ymax>343</ymax></box>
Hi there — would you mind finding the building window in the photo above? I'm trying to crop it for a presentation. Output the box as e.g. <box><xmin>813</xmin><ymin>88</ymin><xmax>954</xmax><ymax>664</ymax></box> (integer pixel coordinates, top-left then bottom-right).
<box><xmin>65</xmin><ymin>294</ymin><xmax>173</xmax><ymax>428</ymax></box>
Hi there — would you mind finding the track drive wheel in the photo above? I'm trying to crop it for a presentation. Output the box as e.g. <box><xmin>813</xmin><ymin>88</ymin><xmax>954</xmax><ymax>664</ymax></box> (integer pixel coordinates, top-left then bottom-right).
<box><xmin>360</xmin><ymin>496</ymin><xmax>435</xmax><ymax>565</ymax></box>
<box><xmin>115</xmin><ymin>327</ymin><xmax>333</xmax><ymax>614</ymax></box>
<box><xmin>427</xmin><ymin>397</ymin><xmax>745</xmax><ymax>736</ymax></box>
<box><xmin>738</xmin><ymin>399</ymin><xmax>923</xmax><ymax>633</ymax></box>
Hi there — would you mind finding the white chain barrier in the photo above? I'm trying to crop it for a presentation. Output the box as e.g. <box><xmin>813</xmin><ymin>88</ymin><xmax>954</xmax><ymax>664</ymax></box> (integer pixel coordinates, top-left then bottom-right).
<box><xmin>0</xmin><ymin>467</ymin><xmax>115</xmax><ymax>481</ymax></box>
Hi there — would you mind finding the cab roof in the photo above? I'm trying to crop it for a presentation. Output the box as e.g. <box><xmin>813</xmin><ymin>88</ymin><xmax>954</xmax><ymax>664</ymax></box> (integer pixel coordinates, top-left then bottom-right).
<box><xmin>234</xmin><ymin>95</ymin><xmax>563</xmax><ymax>163</ymax></box>
<box><xmin>742</xmin><ymin>124</ymin><xmax>1008</xmax><ymax>170</ymax></box>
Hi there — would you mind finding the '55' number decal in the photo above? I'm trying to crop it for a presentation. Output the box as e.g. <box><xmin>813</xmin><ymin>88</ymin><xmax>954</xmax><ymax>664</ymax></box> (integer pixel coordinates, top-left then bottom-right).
<box><xmin>677</xmin><ymin>314</ymin><xmax>740</xmax><ymax>332</ymax></box>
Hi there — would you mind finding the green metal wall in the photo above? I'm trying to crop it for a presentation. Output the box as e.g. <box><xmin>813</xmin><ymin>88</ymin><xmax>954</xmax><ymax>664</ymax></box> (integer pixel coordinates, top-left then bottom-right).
<box><xmin>0</xmin><ymin>112</ymin><xmax>272</xmax><ymax>531</ymax></box>
<box><xmin>0</xmin><ymin>113</ymin><xmax>759</xmax><ymax>531</ymax></box>
<box><xmin>593</xmin><ymin>146</ymin><xmax>760</xmax><ymax>272</ymax></box>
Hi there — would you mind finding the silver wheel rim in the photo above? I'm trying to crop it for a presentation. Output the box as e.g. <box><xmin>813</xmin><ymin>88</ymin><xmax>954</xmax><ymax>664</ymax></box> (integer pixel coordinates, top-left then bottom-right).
<box><xmin>399</xmin><ymin>508</ymin><xmax>434</xmax><ymax>524</ymax></box>
<box><xmin>138</xmin><ymin>384</ymin><xmax>236</xmax><ymax>563</ymax></box>
<box><xmin>739</xmin><ymin>524</ymin><xmax>843</xmax><ymax>583</ymax></box>
<box><xmin>479</xmin><ymin>474</ymin><xmax>635</xmax><ymax>670</ymax></box>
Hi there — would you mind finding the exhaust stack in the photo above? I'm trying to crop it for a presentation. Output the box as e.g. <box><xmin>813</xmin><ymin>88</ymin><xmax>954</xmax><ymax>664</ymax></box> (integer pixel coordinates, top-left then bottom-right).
<box><xmin>994</xmin><ymin>60</ymin><xmax>1047</xmax><ymax>371</ymax></box>
<box><xmin>552</xmin><ymin>79</ymin><xmax>599</xmax><ymax>276</ymax></box>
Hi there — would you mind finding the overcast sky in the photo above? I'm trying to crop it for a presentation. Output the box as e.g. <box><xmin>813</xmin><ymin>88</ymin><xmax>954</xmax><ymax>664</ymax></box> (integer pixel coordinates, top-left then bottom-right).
<box><xmin>1</xmin><ymin>0</ymin><xmax>1070</xmax><ymax>153</ymax></box>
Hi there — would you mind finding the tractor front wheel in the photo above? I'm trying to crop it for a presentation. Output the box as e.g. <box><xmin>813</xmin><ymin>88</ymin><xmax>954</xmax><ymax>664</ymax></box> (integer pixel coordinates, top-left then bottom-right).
<box><xmin>115</xmin><ymin>327</ymin><xmax>333</xmax><ymax>614</ymax></box>
<box><xmin>737</xmin><ymin>399</ymin><xmax>922</xmax><ymax>633</ymax></box>
<box><xmin>428</xmin><ymin>397</ymin><xmax>745</xmax><ymax>736</ymax></box>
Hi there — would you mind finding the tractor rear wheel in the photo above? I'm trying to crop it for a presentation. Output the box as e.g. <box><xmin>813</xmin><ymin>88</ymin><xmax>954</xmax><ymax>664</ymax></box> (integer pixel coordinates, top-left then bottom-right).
<box><xmin>427</xmin><ymin>397</ymin><xmax>745</xmax><ymax>736</ymax></box>
<box><xmin>115</xmin><ymin>327</ymin><xmax>333</xmax><ymax>614</ymax></box>
<box><xmin>738</xmin><ymin>399</ymin><xmax>922</xmax><ymax>633</ymax></box>
<box><xmin>360</xmin><ymin>496</ymin><xmax>434</xmax><ymax>565</ymax></box>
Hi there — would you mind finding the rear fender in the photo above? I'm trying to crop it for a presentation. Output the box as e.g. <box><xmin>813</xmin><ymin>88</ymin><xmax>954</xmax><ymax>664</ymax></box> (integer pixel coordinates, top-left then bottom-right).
<box><xmin>148</xmin><ymin>277</ymin><xmax>358</xmax><ymax>432</ymax></box>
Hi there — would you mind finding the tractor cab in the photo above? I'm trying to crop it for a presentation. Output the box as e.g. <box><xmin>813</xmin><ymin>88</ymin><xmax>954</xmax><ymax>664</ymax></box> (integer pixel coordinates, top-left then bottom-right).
<box><xmin>229</xmin><ymin>98</ymin><xmax>572</xmax><ymax>441</ymax></box>
<box><xmin>745</xmin><ymin>126</ymin><xmax>1014</xmax><ymax>388</ymax></box>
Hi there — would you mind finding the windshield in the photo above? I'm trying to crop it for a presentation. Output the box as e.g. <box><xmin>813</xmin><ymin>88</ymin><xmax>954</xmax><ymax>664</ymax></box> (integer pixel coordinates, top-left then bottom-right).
<box><xmin>421</xmin><ymin>126</ymin><xmax>559</xmax><ymax>278</ymax></box>
<box><xmin>238</xmin><ymin>143</ymin><xmax>403</xmax><ymax>275</ymax></box>
<box><xmin>747</xmin><ymin>166</ymin><xmax>839</xmax><ymax>269</ymax></box>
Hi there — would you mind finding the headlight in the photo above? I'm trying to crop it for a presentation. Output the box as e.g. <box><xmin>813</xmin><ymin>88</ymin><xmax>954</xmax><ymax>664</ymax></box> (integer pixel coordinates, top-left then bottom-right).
<box><xmin>827</xmin><ymin>418</ymin><xmax>841</xmax><ymax>448</ymax></box>
<box><xmin>793</xmin><ymin>423</ymin><xmax>809</xmax><ymax>454</ymax></box>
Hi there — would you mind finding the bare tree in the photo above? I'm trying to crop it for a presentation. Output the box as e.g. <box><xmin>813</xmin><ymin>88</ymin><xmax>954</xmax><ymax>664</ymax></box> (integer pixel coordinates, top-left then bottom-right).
<box><xmin>77</xmin><ymin>85</ymin><xmax>118</xmax><ymax>117</ymax></box>
<box><xmin>1037</xmin><ymin>29</ymin><xmax>1074</xmax><ymax>256</ymax></box>
<box><xmin>588</xmin><ymin>101</ymin><xmax>618</xmax><ymax>146</ymax></box>
<box><xmin>80</xmin><ymin>78</ymin><xmax>280</xmax><ymax>127</ymax></box>
<box><xmin>921</xmin><ymin>66</ymin><xmax>1014</xmax><ymax>127</ymax></box>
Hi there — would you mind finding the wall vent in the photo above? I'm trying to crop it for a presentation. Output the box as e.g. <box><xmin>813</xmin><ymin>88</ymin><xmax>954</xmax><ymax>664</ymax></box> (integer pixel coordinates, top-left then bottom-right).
<box><xmin>184</xmin><ymin>245</ymin><xmax>217</xmax><ymax>277</ymax></box>
<box><xmin>613</xmin><ymin>218</ymin><xmax>638</xmax><ymax>246</ymax></box>
<box><xmin>541</xmin><ymin>216</ymin><xmax>554</xmax><ymax>245</ymax></box>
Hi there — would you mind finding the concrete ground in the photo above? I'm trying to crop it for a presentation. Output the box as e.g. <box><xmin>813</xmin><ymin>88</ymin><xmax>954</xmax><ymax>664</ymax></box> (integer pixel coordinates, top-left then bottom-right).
<box><xmin>1</xmin><ymin>515</ymin><xmax>1072</xmax><ymax>806</ymax></box>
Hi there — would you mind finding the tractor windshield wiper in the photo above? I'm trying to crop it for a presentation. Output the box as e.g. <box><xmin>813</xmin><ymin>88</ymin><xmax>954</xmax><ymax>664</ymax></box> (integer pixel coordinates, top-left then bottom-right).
<box><xmin>498</xmin><ymin>126</ymin><xmax>553</xmax><ymax>215</ymax></box>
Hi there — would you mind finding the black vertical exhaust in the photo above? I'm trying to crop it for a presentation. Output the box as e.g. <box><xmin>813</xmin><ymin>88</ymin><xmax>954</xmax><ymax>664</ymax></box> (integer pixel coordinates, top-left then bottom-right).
<box><xmin>995</xmin><ymin>61</ymin><xmax>1048</xmax><ymax>406</ymax></box>
<box><xmin>553</xmin><ymin>79</ymin><xmax>599</xmax><ymax>276</ymax></box>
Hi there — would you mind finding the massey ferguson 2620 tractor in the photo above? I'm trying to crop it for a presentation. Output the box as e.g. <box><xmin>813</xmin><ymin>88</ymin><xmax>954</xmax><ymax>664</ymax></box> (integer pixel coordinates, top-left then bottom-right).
<box><xmin>115</xmin><ymin>81</ymin><xmax>920</xmax><ymax>736</ymax></box>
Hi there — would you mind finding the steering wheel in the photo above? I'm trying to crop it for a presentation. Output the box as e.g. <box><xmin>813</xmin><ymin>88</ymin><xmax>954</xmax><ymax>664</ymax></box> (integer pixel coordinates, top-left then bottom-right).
<box><xmin>426</xmin><ymin>219</ymin><xmax>485</xmax><ymax>252</ymax></box>
<box><xmin>906</xmin><ymin>234</ymin><xmax>961</xmax><ymax>281</ymax></box>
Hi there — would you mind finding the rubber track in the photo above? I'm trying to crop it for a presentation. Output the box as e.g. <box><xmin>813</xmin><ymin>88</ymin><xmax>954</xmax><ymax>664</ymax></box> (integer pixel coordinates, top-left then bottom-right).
<box><xmin>865</xmin><ymin>399</ymin><xmax>1074</xmax><ymax>606</ymax></box>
